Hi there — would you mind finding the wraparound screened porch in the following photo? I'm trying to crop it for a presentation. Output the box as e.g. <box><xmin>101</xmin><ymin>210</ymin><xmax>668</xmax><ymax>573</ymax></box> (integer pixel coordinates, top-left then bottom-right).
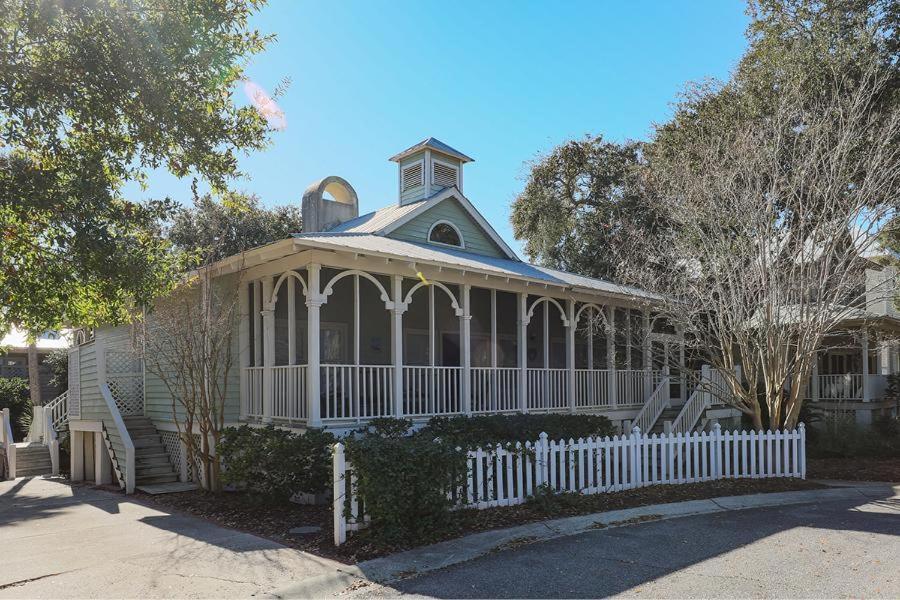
<box><xmin>240</xmin><ymin>260</ymin><xmax>684</xmax><ymax>428</ymax></box>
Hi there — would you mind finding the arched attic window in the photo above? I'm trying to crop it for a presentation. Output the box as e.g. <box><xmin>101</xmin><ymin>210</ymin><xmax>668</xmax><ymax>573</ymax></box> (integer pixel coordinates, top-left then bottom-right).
<box><xmin>428</xmin><ymin>220</ymin><xmax>464</xmax><ymax>248</ymax></box>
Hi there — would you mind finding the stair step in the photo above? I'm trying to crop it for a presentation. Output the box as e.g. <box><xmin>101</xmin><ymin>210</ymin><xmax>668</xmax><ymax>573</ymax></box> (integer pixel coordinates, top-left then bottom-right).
<box><xmin>136</xmin><ymin>458</ymin><xmax>174</xmax><ymax>469</ymax></box>
<box><xmin>136</xmin><ymin>473</ymin><xmax>179</xmax><ymax>485</ymax></box>
<box><xmin>135</xmin><ymin>449</ymin><xmax>170</xmax><ymax>459</ymax></box>
<box><xmin>133</xmin><ymin>438</ymin><xmax>164</xmax><ymax>449</ymax></box>
<box><xmin>135</xmin><ymin>465</ymin><xmax>178</xmax><ymax>477</ymax></box>
<box><xmin>16</xmin><ymin>468</ymin><xmax>52</xmax><ymax>477</ymax></box>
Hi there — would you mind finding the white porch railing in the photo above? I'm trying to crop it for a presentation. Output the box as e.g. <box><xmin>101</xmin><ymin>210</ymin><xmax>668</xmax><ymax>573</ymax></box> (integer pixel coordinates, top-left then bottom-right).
<box><xmin>574</xmin><ymin>369</ymin><xmax>611</xmax><ymax>410</ymax></box>
<box><xmin>526</xmin><ymin>368</ymin><xmax>568</xmax><ymax>412</ymax></box>
<box><xmin>672</xmin><ymin>367</ymin><xmax>729</xmax><ymax>434</ymax></box>
<box><xmin>244</xmin><ymin>366</ymin><xmax>676</xmax><ymax>423</ymax></box>
<box><xmin>471</xmin><ymin>367</ymin><xmax>520</xmax><ymax>413</ymax></box>
<box><xmin>616</xmin><ymin>369</ymin><xmax>662</xmax><ymax>406</ymax></box>
<box><xmin>333</xmin><ymin>423</ymin><xmax>808</xmax><ymax>545</ymax></box>
<box><xmin>322</xmin><ymin>364</ymin><xmax>393</xmax><ymax>421</ymax></box>
<box><xmin>811</xmin><ymin>374</ymin><xmax>864</xmax><ymax>401</ymax></box>
<box><xmin>244</xmin><ymin>366</ymin><xmax>264</xmax><ymax>419</ymax></box>
<box><xmin>403</xmin><ymin>366</ymin><xmax>463</xmax><ymax>417</ymax></box>
<box><xmin>272</xmin><ymin>365</ymin><xmax>307</xmax><ymax>421</ymax></box>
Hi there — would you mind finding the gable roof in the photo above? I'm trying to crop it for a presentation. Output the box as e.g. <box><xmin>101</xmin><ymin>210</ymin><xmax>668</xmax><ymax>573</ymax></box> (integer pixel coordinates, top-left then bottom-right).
<box><xmin>388</xmin><ymin>137</ymin><xmax>474</xmax><ymax>163</ymax></box>
<box><xmin>329</xmin><ymin>187</ymin><xmax>519</xmax><ymax>261</ymax></box>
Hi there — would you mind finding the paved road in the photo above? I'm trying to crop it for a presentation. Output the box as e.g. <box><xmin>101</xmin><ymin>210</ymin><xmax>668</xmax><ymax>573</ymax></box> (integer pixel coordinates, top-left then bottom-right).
<box><xmin>0</xmin><ymin>477</ymin><xmax>344</xmax><ymax>599</ymax></box>
<box><xmin>351</xmin><ymin>493</ymin><xmax>900</xmax><ymax>598</ymax></box>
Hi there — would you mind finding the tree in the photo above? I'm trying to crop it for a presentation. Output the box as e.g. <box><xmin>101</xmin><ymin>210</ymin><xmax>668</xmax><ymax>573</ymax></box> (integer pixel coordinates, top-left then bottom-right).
<box><xmin>0</xmin><ymin>0</ymin><xmax>274</xmax><ymax>335</ymax></box>
<box><xmin>167</xmin><ymin>192</ymin><xmax>303</xmax><ymax>265</ymax></box>
<box><xmin>136</xmin><ymin>270</ymin><xmax>242</xmax><ymax>491</ymax></box>
<box><xmin>510</xmin><ymin>137</ymin><xmax>657</xmax><ymax>280</ymax></box>
<box><xmin>618</xmin><ymin>60</ymin><xmax>900</xmax><ymax>431</ymax></box>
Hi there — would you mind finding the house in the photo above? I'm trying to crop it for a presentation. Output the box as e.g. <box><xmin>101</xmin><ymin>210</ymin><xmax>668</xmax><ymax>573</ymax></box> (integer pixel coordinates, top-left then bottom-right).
<box><xmin>45</xmin><ymin>138</ymin><xmax>896</xmax><ymax>493</ymax></box>
<box><xmin>0</xmin><ymin>327</ymin><xmax>69</xmax><ymax>402</ymax></box>
<box><xmin>802</xmin><ymin>261</ymin><xmax>900</xmax><ymax>424</ymax></box>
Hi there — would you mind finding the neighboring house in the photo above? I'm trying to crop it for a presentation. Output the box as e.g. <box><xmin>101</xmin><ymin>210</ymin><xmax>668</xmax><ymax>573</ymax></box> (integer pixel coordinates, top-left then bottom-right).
<box><xmin>55</xmin><ymin>138</ymin><xmax>896</xmax><ymax>493</ymax></box>
<box><xmin>803</xmin><ymin>262</ymin><xmax>900</xmax><ymax>424</ymax></box>
<box><xmin>0</xmin><ymin>327</ymin><xmax>69</xmax><ymax>401</ymax></box>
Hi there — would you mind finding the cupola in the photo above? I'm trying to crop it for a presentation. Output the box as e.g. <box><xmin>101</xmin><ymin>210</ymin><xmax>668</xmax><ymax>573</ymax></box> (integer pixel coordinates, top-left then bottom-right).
<box><xmin>389</xmin><ymin>137</ymin><xmax>473</xmax><ymax>205</ymax></box>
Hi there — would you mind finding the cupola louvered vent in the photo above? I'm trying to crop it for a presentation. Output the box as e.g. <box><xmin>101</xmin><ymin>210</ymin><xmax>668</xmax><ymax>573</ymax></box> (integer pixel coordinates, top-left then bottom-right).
<box><xmin>433</xmin><ymin>161</ymin><xmax>458</xmax><ymax>189</ymax></box>
<box><xmin>401</xmin><ymin>161</ymin><xmax>424</xmax><ymax>192</ymax></box>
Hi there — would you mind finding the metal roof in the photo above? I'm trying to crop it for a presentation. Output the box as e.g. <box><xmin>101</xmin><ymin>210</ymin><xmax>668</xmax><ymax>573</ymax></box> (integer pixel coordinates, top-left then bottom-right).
<box><xmin>388</xmin><ymin>137</ymin><xmax>474</xmax><ymax>163</ymax></box>
<box><xmin>291</xmin><ymin>232</ymin><xmax>660</xmax><ymax>300</ymax></box>
<box><xmin>328</xmin><ymin>201</ymin><xmax>426</xmax><ymax>234</ymax></box>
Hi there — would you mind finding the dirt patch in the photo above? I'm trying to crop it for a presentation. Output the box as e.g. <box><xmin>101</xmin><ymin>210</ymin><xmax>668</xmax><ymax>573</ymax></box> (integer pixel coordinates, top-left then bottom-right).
<box><xmin>135</xmin><ymin>477</ymin><xmax>824</xmax><ymax>564</ymax></box>
<box><xmin>807</xmin><ymin>457</ymin><xmax>900</xmax><ymax>482</ymax></box>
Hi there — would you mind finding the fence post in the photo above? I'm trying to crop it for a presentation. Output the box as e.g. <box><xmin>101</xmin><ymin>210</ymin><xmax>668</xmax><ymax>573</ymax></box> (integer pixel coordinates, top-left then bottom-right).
<box><xmin>798</xmin><ymin>423</ymin><xmax>806</xmax><ymax>479</ymax></box>
<box><xmin>333</xmin><ymin>442</ymin><xmax>347</xmax><ymax>546</ymax></box>
<box><xmin>631</xmin><ymin>426</ymin><xmax>641</xmax><ymax>488</ymax></box>
<box><xmin>712</xmin><ymin>422</ymin><xmax>722</xmax><ymax>479</ymax></box>
<box><xmin>538</xmin><ymin>432</ymin><xmax>549</xmax><ymax>487</ymax></box>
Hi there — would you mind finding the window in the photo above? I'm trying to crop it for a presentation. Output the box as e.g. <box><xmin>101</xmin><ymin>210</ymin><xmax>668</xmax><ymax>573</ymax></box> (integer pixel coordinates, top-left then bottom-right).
<box><xmin>428</xmin><ymin>221</ymin><xmax>463</xmax><ymax>248</ymax></box>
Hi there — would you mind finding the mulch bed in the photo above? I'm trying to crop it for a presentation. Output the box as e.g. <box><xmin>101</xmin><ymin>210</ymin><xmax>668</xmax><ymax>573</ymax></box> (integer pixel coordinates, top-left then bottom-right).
<box><xmin>134</xmin><ymin>477</ymin><xmax>823</xmax><ymax>564</ymax></box>
<box><xmin>807</xmin><ymin>457</ymin><xmax>900</xmax><ymax>483</ymax></box>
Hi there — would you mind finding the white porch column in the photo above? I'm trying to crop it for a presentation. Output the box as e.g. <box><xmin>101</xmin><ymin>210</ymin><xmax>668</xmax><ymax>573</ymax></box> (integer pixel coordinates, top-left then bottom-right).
<box><xmin>517</xmin><ymin>292</ymin><xmax>528</xmax><ymax>413</ymax></box>
<box><xmin>861</xmin><ymin>331</ymin><xmax>870</xmax><ymax>402</ymax></box>
<box><xmin>261</xmin><ymin>277</ymin><xmax>275</xmax><ymax>423</ymax></box>
<box><xmin>642</xmin><ymin>311</ymin><xmax>652</xmax><ymax>399</ymax></box>
<box><xmin>391</xmin><ymin>275</ymin><xmax>405</xmax><ymax>418</ymax></box>
<box><xmin>238</xmin><ymin>281</ymin><xmax>250</xmax><ymax>421</ymax></box>
<box><xmin>607</xmin><ymin>305</ymin><xmax>617</xmax><ymax>408</ymax></box>
<box><xmin>306</xmin><ymin>264</ymin><xmax>323</xmax><ymax>427</ymax></box>
<box><xmin>811</xmin><ymin>351</ymin><xmax>820</xmax><ymax>402</ymax></box>
<box><xmin>566</xmin><ymin>299</ymin><xmax>576</xmax><ymax>413</ymax></box>
<box><xmin>461</xmin><ymin>284</ymin><xmax>472</xmax><ymax>415</ymax></box>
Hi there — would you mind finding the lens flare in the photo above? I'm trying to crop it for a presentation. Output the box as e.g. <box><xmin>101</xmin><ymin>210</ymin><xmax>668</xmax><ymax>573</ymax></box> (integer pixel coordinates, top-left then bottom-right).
<box><xmin>243</xmin><ymin>80</ymin><xmax>287</xmax><ymax>131</ymax></box>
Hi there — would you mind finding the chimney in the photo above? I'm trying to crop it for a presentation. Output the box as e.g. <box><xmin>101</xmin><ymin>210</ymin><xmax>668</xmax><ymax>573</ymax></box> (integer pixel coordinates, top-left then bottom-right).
<box><xmin>301</xmin><ymin>176</ymin><xmax>359</xmax><ymax>233</ymax></box>
<box><xmin>389</xmin><ymin>137</ymin><xmax>474</xmax><ymax>205</ymax></box>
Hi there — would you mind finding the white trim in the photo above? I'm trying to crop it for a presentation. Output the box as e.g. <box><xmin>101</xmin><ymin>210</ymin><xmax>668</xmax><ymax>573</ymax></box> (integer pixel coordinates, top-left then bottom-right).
<box><xmin>378</xmin><ymin>187</ymin><xmax>519</xmax><ymax>261</ymax></box>
<box><xmin>427</xmin><ymin>219</ymin><xmax>466</xmax><ymax>249</ymax></box>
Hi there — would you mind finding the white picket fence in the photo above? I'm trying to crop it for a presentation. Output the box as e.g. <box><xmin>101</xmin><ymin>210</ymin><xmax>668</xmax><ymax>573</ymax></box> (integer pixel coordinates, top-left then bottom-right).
<box><xmin>332</xmin><ymin>423</ymin><xmax>807</xmax><ymax>545</ymax></box>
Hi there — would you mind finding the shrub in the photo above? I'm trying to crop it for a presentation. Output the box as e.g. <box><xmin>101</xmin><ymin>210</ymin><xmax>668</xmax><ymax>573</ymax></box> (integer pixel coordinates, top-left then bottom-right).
<box><xmin>218</xmin><ymin>425</ymin><xmax>335</xmax><ymax>500</ymax></box>
<box><xmin>419</xmin><ymin>413</ymin><xmax>616</xmax><ymax>449</ymax></box>
<box><xmin>0</xmin><ymin>377</ymin><xmax>31</xmax><ymax>440</ymax></box>
<box><xmin>344</xmin><ymin>433</ymin><xmax>467</xmax><ymax>547</ymax></box>
<box><xmin>357</xmin><ymin>416</ymin><xmax>413</xmax><ymax>439</ymax></box>
<box><xmin>807</xmin><ymin>414</ymin><xmax>900</xmax><ymax>459</ymax></box>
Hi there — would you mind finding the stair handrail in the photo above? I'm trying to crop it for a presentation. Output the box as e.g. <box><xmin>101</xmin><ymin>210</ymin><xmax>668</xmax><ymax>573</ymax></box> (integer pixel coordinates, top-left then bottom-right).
<box><xmin>1</xmin><ymin>408</ymin><xmax>16</xmax><ymax>479</ymax></box>
<box><xmin>632</xmin><ymin>367</ymin><xmax>670</xmax><ymax>434</ymax></box>
<box><xmin>45</xmin><ymin>390</ymin><xmax>69</xmax><ymax>431</ymax></box>
<box><xmin>42</xmin><ymin>406</ymin><xmax>60</xmax><ymax>475</ymax></box>
<box><xmin>99</xmin><ymin>382</ymin><xmax>135</xmax><ymax>493</ymax></box>
<box><xmin>672</xmin><ymin>365</ymin><xmax>732</xmax><ymax>433</ymax></box>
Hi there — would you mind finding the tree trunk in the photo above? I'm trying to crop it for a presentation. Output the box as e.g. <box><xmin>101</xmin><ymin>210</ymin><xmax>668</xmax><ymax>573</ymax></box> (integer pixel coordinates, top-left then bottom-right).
<box><xmin>27</xmin><ymin>343</ymin><xmax>42</xmax><ymax>407</ymax></box>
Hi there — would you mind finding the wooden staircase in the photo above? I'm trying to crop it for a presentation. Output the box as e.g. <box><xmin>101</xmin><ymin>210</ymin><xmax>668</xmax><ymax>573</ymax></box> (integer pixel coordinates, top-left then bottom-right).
<box><xmin>122</xmin><ymin>416</ymin><xmax>180</xmax><ymax>486</ymax></box>
<box><xmin>13</xmin><ymin>443</ymin><xmax>53</xmax><ymax>477</ymax></box>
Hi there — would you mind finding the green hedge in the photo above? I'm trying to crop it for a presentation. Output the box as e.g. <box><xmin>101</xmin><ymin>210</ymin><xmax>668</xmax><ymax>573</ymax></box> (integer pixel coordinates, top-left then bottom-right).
<box><xmin>420</xmin><ymin>413</ymin><xmax>616</xmax><ymax>448</ymax></box>
<box><xmin>344</xmin><ymin>433</ymin><xmax>467</xmax><ymax>546</ymax></box>
<box><xmin>218</xmin><ymin>425</ymin><xmax>335</xmax><ymax>500</ymax></box>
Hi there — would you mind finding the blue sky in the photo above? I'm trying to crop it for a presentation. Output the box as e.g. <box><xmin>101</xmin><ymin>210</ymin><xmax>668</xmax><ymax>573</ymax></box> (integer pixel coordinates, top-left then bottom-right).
<box><xmin>124</xmin><ymin>1</ymin><xmax>749</xmax><ymax>257</ymax></box>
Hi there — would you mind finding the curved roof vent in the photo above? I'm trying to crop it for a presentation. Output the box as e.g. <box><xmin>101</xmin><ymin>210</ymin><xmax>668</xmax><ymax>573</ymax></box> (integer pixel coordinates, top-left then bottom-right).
<box><xmin>301</xmin><ymin>176</ymin><xmax>359</xmax><ymax>233</ymax></box>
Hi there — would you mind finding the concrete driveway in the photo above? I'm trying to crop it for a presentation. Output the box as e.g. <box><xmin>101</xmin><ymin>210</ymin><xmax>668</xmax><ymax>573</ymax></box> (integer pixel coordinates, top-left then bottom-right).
<box><xmin>349</xmin><ymin>489</ymin><xmax>900</xmax><ymax>599</ymax></box>
<box><xmin>0</xmin><ymin>477</ymin><xmax>345</xmax><ymax>599</ymax></box>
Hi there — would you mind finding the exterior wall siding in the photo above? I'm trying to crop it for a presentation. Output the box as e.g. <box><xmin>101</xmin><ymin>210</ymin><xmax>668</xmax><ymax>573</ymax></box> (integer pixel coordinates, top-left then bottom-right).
<box><xmin>389</xmin><ymin>198</ymin><xmax>506</xmax><ymax>258</ymax></box>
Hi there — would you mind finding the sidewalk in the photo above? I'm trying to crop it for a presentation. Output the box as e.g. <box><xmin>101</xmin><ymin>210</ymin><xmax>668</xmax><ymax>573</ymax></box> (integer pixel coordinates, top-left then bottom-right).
<box><xmin>274</xmin><ymin>480</ymin><xmax>899</xmax><ymax>598</ymax></box>
<box><xmin>0</xmin><ymin>477</ymin><xmax>348</xmax><ymax>599</ymax></box>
